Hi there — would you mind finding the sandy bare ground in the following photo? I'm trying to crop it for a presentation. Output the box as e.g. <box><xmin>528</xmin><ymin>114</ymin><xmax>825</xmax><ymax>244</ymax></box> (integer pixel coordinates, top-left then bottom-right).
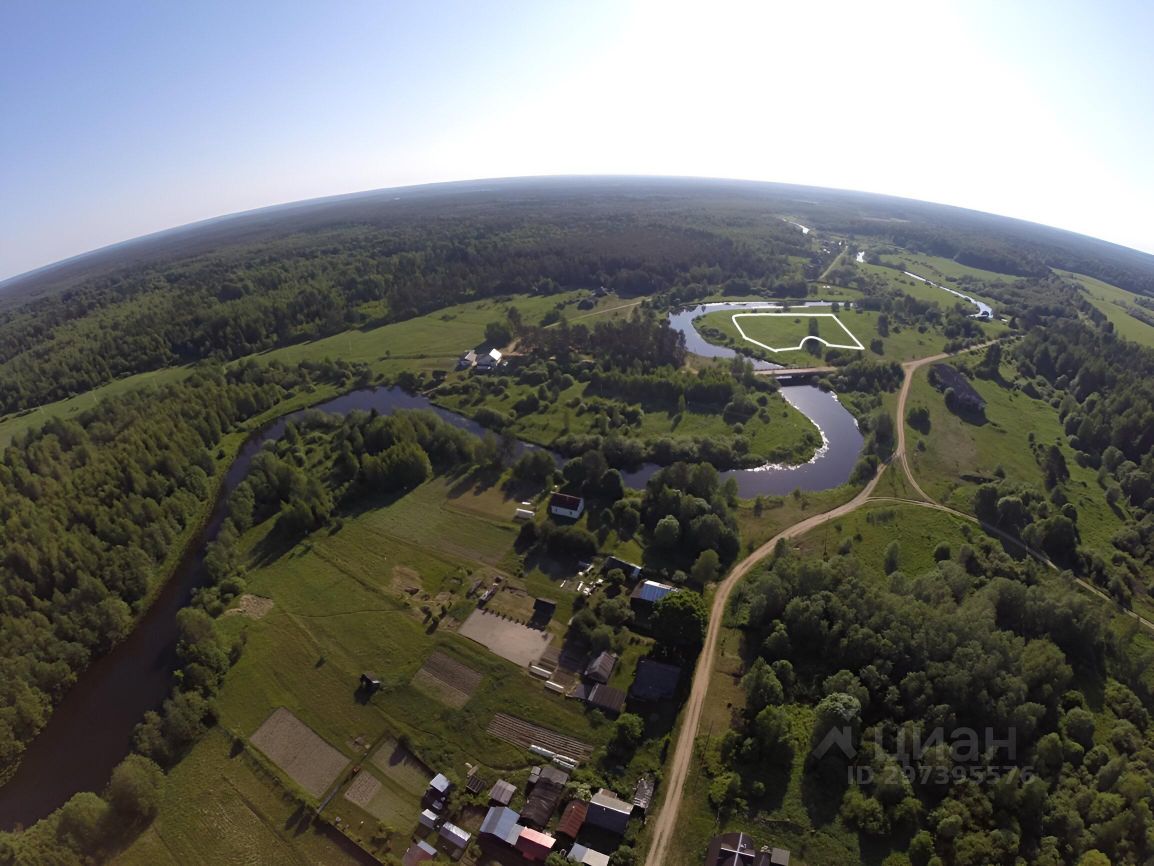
<box><xmin>250</xmin><ymin>708</ymin><xmax>349</xmax><ymax>799</ymax></box>
<box><xmin>458</xmin><ymin>609</ymin><xmax>551</xmax><ymax>667</ymax></box>
<box><xmin>222</xmin><ymin>593</ymin><xmax>274</xmax><ymax>619</ymax></box>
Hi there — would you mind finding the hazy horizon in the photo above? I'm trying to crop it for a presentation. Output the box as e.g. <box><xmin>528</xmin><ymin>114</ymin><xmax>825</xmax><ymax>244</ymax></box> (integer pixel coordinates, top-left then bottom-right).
<box><xmin>3</xmin><ymin>0</ymin><xmax>1153</xmax><ymax>280</ymax></box>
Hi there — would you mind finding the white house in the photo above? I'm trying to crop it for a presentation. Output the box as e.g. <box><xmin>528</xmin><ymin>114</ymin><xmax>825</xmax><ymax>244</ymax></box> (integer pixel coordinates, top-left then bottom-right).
<box><xmin>476</xmin><ymin>348</ymin><xmax>503</xmax><ymax>371</ymax></box>
<box><xmin>549</xmin><ymin>493</ymin><xmax>585</xmax><ymax>520</ymax></box>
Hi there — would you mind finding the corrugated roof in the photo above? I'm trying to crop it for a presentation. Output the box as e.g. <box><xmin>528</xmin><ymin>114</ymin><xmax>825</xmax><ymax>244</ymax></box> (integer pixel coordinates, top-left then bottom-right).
<box><xmin>490</xmin><ymin>779</ymin><xmax>516</xmax><ymax>805</ymax></box>
<box><xmin>588</xmin><ymin>684</ymin><xmax>626</xmax><ymax>715</ymax></box>
<box><xmin>515</xmin><ymin>826</ymin><xmax>557</xmax><ymax>857</ymax></box>
<box><xmin>631</xmin><ymin>580</ymin><xmax>677</xmax><ymax>603</ymax></box>
<box><xmin>558</xmin><ymin>800</ymin><xmax>588</xmax><ymax>837</ymax></box>
<box><xmin>438</xmin><ymin>821</ymin><xmax>470</xmax><ymax>848</ymax></box>
<box><xmin>550</xmin><ymin>492</ymin><xmax>584</xmax><ymax>510</ymax></box>
<box><xmin>585</xmin><ymin>651</ymin><xmax>617</xmax><ymax>683</ymax></box>
<box><xmin>480</xmin><ymin>806</ymin><xmax>520</xmax><ymax>840</ymax></box>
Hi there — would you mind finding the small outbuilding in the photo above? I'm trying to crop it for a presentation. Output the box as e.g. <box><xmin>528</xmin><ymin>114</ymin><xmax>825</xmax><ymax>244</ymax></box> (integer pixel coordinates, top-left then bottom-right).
<box><xmin>490</xmin><ymin>779</ymin><xmax>516</xmax><ymax>806</ymax></box>
<box><xmin>584</xmin><ymin>651</ymin><xmax>618</xmax><ymax>684</ymax></box>
<box><xmin>438</xmin><ymin>821</ymin><xmax>471</xmax><ymax>852</ymax></box>
<box><xmin>632</xmin><ymin>775</ymin><xmax>655</xmax><ymax>814</ymax></box>
<box><xmin>418</xmin><ymin>808</ymin><xmax>439</xmax><ymax>830</ymax></box>
<box><xmin>568</xmin><ymin>844</ymin><xmax>611</xmax><ymax>866</ymax></box>
<box><xmin>515</xmin><ymin>507</ymin><xmax>536</xmax><ymax>521</ymax></box>
<box><xmin>359</xmin><ymin>673</ymin><xmax>382</xmax><ymax>692</ymax></box>
<box><xmin>588</xmin><ymin>684</ymin><xmax>626</xmax><ymax>715</ymax></box>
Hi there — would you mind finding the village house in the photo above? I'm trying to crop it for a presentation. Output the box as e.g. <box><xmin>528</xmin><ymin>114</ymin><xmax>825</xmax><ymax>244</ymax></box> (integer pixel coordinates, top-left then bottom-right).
<box><xmin>630</xmin><ymin>579</ymin><xmax>677</xmax><ymax>614</ymax></box>
<box><xmin>602</xmin><ymin>555</ymin><xmax>642</xmax><ymax>581</ymax></box>
<box><xmin>480</xmin><ymin>805</ymin><xmax>523</xmax><ymax>846</ymax></box>
<box><xmin>475</xmin><ymin>348</ymin><xmax>503</xmax><ymax>372</ymax></box>
<box><xmin>703</xmin><ymin>831</ymin><xmax>790</xmax><ymax>866</ymax></box>
<box><xmin>557</xmin><ymin>800</ymin><xmax>588</xmax><ymax>839</ymax></box>
<box><xmin>456</xmin><ymin>349</ymin><xmax>478</xmax><ymax>370</ymax></box>
<box><xmin>630</xmin><ymin>659</ymin><xmax>682</xmax><ymax>702</ymax></box>
<box><xmin>549</xmin><ymin>492</ymin><xmax>585</xmax><ymax>520</ymax></box>
<box><xmin>586</xmin><ymin>788</ymin><xmax>633</xmax><ymax>835</ymax></box>
<box><xmin>632</xmin><ymin>775</ymin><xmax>655</xmax><ymax>815</ymax></box>
<box><xmin>515</xmin><ymin>827</ymin><xmax>557</xmax><ymax>861</ymax></box>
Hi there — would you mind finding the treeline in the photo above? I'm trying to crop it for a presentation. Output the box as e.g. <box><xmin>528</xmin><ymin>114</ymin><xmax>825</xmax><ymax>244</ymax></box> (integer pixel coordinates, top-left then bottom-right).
<box><xmin>1011</xmin><ymin>318</ymin><xmax>1154</xmax><ymax>598</ymax></box>
<box><xmin>716</xmin><ymin>541</ymin><xmax>1154</xmax><ymax>865</ymax></box>
<box><xmin>0</xmin><ymin>197</ymin><xmax>810</xmax><ymax>415</ymax></box>
<box><xmin>0</xmin><ymin>359</ymin><xmax>354</xmax><ymax>783</ymax></box>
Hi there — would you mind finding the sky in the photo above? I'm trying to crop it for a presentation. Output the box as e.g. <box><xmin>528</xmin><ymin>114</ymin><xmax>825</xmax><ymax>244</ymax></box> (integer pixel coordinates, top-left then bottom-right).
<box><xmin>2</xmin><ymin>0</ymin><xmax>1153</xmax><ymax>281</ymax></box>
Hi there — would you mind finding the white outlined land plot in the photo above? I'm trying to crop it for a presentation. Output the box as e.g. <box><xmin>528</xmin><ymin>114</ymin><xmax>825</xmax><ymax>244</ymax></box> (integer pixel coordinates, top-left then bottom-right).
<box><xmin>731</xmin><ymin>312</ymin><xmax>865</xmax><ymax>353</ymax></box>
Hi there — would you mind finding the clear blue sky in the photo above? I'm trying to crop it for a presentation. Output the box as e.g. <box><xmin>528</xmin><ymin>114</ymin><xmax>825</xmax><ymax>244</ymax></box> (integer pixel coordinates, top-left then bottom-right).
<box><xmin>2</xmin><ymin>0</ymin><xmax>1152</xmax><ymax>280</ymax></box>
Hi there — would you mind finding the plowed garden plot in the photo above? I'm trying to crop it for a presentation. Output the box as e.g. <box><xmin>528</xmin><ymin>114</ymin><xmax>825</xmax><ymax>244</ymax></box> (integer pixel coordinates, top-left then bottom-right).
<box><xmin>249</xmin><ymin>708</ymin><xmax>349</xmax><ymax>798</ymax></box>
<box><xmin>343</xmin><ymin>771</ymin><xmax>382</xmax><ymax>808</ymax></box>
<box><xmin>486</xmin><ymin>713</ymin><xmax>593</xmax><ymax>761</ymax></box>
<box><xmin>411</xmin><ymin>651</ymin><xmax>483</xmax><ymax>708</ymax></box>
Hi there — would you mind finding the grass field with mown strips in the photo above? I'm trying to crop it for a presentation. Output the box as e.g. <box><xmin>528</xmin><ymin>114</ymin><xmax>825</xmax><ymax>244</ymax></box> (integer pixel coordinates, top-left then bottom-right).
<box><xmin>1058</xmin><ymin>270</ymin><xmax>1154</xmax><ymax>349</ymax></box>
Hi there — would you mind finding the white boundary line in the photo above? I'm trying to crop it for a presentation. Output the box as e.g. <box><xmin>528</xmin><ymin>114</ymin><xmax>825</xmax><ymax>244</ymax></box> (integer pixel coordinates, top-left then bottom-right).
<box><xmin>731</xmin><ymin>312</ymin><xmax>865</xmax><ymax>353</ymax></box>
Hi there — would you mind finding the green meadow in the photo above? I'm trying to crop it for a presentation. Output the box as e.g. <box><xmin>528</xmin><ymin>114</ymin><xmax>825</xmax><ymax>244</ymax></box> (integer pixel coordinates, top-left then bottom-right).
<box><xmin>903</xmin><ymin>362</ymin><xmax>1124</xmax><ymax>554</ymax></box>
<box><xmin>1060</xmin><ymin>270</ymin><xmax>1154</xmax><ymax>348</ymax></box>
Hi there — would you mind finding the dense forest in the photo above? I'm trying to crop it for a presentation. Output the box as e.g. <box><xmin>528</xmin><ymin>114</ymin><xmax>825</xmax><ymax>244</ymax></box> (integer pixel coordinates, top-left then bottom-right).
<box><xmin>0</xmin><ymin>359</ymin><xmax>359</xmax><ymax>783</ymax></box>
<box><xmin>719</xmin><ymin>543</ymin><xmax>1153</xmax><ymax>866</ymax></box>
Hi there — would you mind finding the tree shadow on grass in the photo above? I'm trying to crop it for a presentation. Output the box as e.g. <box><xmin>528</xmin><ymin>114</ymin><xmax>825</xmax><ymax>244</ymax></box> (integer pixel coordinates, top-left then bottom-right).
<box><xmin>801</xmin><ymin>756</ymin><xmax>850</xmax><ymax>828</ymax></box>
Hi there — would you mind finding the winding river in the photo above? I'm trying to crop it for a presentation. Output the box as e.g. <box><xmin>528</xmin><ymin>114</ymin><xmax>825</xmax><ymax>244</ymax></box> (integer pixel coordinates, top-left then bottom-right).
<box><xmin>0</xmin><ymin>311</ymin><xmax>864</xmax><ymax>828</ymax></box>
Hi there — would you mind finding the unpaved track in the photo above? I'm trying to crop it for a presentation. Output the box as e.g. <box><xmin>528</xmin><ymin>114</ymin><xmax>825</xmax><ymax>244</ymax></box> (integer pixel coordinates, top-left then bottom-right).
<box><xmin>643</xmin><ymin>341</ymin><xmax>995</xmax><ymax>866</ymax></box>
<box><xmin>646</xmin><ymin>336</ymin><xmax>1154</xmax><ymax>866</ymax></box>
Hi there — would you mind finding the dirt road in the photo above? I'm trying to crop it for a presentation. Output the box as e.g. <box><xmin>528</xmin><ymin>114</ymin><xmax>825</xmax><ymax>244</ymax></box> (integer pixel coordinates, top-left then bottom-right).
<box><xmin>643</xmin><ymin>341</ymin><xmax>992</xmax><ymax>866</ymax></box>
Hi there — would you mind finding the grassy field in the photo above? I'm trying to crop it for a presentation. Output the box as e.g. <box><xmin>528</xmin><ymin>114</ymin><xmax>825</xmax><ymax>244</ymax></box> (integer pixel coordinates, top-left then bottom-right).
<box><xmin>0</xmin><ymin>290</ymin><xmax>593</xmax><ymax>451</ymax></box>
<box><xmin>791</xmin><ymin>501</ymin><xmax>978</xmax><ymax>577</ymax></box>
<box><xmin>731</xmin><ymin>313</ymin><xmax>862</xmax><ymax>352</ymax></box>
<box><xmin>855</xmin><ymin>261</ymin><xmax>999</xmax><ymax>313</ymax></box>
<box><xmin>903</xmin><ymin>362</ymin><xmax>1125</xmax><ymax>555</ymax></box>
<box><xmin>1060</xmin><ymin>270</ymin><xmax>1154</xmax><ymax>348</ymax></box>
<box><xmin>118</xmin><ymin>472</ymin><xmax>635</xmax><ymax>863</ymax></box>
<box><xmin>432</xmin><ymin>373</ymin><xmax>824</xmax><ymax>467</ymax></box>
<box><xmin>696</xmin><ymin>307</ymin><xmax>1005</xmax><ymax>365</ymax></box>
<box><xmin>879</xmin><ymin>251</ymin><xmax>1019</xmax><ymax>286</ymax></box>
<box><xmin>117</xmin><ymin>727</ymin><xmax>357</xmax><ymax>866</ymax></box>
<box><xmin>0</xmin><ymin>365</ymin><xmax>191</xmax><ymax>448</ymax></box>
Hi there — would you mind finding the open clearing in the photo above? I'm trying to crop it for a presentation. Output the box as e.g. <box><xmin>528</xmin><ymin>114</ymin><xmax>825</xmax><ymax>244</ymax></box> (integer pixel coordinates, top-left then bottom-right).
<box><xmin>249</xmin><ymin>708</ymin><xmax>350</xmax><ymax>798</ymax></box>
<box><xmin>411</xmin><ymin>650</ymin><xmax>483</xmax><ymax>708</ymax></box>
<box><xmin>458</xmin><ymin>609</ymin><xmax>552</xmax><ymax>667</ymax></box>
<box><xmin>732</xmin><ymin>312</ymin><xmax>864</xmax><ymax>352</ymax></box>
<box><xmin>1060</xmin><ymin>270</ymin><xmax>1154</xmax><ymax>348</ymax></box>
<box><xmin>487</xmin><ymin>713</ymin><xmax>594</xmax><ymax>761</ymax></box>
